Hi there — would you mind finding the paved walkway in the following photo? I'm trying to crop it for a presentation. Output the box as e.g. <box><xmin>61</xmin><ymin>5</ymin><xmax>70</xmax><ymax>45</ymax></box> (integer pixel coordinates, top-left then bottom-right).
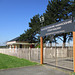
<box><xmin>0</xmin><ymin>65</ymin><xmax>70</xmax><ymax>75</ymax></box>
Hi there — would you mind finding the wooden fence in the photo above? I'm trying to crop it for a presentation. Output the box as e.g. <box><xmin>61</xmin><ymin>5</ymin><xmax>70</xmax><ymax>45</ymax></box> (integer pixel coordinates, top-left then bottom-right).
<box><xmin>0</xmin><ymin>47</ymin><xmax>73</xmax><ymax>60</ymax></box>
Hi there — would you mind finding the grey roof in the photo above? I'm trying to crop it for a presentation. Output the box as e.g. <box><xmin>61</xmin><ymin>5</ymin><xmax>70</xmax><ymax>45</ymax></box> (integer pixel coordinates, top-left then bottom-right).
<box><xmin>8</xmin><ymin>37</ymin><xmax>32</xmax><ymax>43</ymax></box>
<box><xmin>8</xmin><ymin>37</ymin><xmax>37</xmax><ymax>43</ymax></box>
<box><xmin>9</xmin><ymin>37</ymin><xmax>20</xmax><ymax>42</ymax></box>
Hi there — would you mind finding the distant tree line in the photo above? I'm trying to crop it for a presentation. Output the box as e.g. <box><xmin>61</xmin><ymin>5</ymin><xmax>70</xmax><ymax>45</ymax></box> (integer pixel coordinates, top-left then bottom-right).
<box><xmin>0</xmin><ymin>46</ymin><xmax>7</xmax><ymax>48</ymax></box>
<box><xmin>19</xmin><ymin>0</ymin><xmax>75</xmax><ymax>47</ymax></box>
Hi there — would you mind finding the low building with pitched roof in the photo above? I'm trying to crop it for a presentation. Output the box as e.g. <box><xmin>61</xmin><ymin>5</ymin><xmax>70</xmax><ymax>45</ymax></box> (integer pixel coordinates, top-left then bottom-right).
<box><xmin>6</xmin><ymin>37</ymin><xmax>35</xmax><ymax>49</ymax></box>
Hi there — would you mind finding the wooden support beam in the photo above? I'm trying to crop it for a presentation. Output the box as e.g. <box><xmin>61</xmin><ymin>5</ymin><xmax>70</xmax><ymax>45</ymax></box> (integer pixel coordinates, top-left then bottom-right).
<box><xmin>40</xmin><ymin>37</ymin><xmax>43</xmax><ymax>64</ymax></box>
<box><xmin>73</xmin><ymin>32</ymin><xmax>75</xmax><ymax>72</ymax></box>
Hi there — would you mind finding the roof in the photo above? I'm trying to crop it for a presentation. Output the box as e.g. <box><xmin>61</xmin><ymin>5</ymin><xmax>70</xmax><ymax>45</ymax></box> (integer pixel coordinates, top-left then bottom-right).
<box><xmin>8</xmin><ymin>37</ymin><xmax>37</xmax><ymax>43</ymax></box>
<box><xmin>8</xmin><ymin>37</ymin><xmax>20</xmax><ymax>42</ymax></box>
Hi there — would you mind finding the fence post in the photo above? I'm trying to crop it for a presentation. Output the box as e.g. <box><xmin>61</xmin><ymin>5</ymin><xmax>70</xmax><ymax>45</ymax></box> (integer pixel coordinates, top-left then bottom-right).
<box><xmin>44</xmin><ymin>47</ymin><xmax>46</xmax><ymax>59</ymax></box>
<box><xmin>55</xmin><ymin>43</ymin><xmax>57</xmax><ymax>66</ymax></box>
<box><xmin>14</xmin><ymin>45</ymin><xmax>15</xmax><ymax>52</ymax></box>
<box><xmin>19</xmin><ymin>49</ymin><xmax>21</xmax><ymax>58</ymax></box>
<box><xmin>29</xmin><ymin>47</ymin><xmax>31</xmax><ymax>60</ymax></box>
<box><xmin>37</xmin><ymin>48</ymin><xmax>38</xmax><ymax>60</ymax></box>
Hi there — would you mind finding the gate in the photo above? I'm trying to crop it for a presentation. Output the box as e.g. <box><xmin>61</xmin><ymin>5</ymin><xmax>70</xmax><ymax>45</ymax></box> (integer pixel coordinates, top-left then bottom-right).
<box><xmin>43</xmin><ymin>47</ymin><xmax>73</xmax><ymax>71</ymax></box>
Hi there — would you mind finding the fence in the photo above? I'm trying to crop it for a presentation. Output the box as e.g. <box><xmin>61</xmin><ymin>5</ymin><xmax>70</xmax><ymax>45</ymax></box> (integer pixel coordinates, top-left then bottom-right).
<box><xmin>17</xmin><ymin>48</ymin><xmax>40</xmax><ymax>62</ymax></box>
<box><xmin>0</xmin><ymin>48</ymin><xmax>40</xmax><ymax>62</ymax></box>
<box><xmin>0</xmin><ymin>47</ymin><xmax>73</xmax><ymax>71</ymax></box>
<box><xmin>43</xmin><ymin>47</ymin><xmax>73</xmax><ymax>71</ymax></box>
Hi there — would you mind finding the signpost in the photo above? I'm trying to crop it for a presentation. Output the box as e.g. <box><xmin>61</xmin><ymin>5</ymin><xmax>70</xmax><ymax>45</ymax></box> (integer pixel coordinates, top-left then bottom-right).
<box><xmin>41</xmin><ymin>19</ymin><xmax>75</xmax><ymax>36</ymax></box>
<box><xmin>73</xmin><ymin>32</ymin><xmax>75</xmax><ymax>72</ymax></box>
<box><xmin>40</xmin><ymin>18</ymin><xmax>75</xmax><ymax>72</ymax></box>
<box><xmin>40</xmin><ymin>37</ymin><xmax>43</xmax><ymax>64</ymax></box>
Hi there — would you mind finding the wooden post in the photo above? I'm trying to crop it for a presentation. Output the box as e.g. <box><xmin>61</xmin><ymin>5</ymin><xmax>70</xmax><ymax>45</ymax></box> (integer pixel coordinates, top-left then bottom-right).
<box><xmin>40</xmin><ymin>37</ymin><xmax>43</xmax><ymax>64</ymax></box>
<box><xmin>55</xmin><ymin>43</ymin><xmax>57</xmax><ymax>66</ymax></box>
<box><xmin>73</xmin><ymin>32</ymin><xmax>75</xmax><ymax>72</ymax></box>
<box><xmin>29</xmin><ymin>47</ymin><xmax>31</xmax><ymax>60</ymax></box>
<box><xmin>11</xmin><ymin>45</ymin><xmax>12</xmax><ymax>52</ymax></box>
<box><xmin>14</xmin><ymin>45</ymin><xmax>15</xmax><ymax>52</ymax></box>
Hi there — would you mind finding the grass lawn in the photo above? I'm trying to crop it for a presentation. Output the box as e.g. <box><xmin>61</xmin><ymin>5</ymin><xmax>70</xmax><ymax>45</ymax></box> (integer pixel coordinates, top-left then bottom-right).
<box><xmin>0</xmin><ymin>53</ymin><xmax>38</xmax><ymax>69</ymax></box>
<box><xmin>70</xmin><ymin>72</ymin><xmax>75</xmax><ymax>75</ymax></box>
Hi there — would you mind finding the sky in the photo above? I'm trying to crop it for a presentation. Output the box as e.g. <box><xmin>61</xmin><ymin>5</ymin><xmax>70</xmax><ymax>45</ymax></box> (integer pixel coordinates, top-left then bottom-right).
<box><xmin>0</xmin><ymin>0</ymin><xmax>48</xmax><ymax>46</ymax></box>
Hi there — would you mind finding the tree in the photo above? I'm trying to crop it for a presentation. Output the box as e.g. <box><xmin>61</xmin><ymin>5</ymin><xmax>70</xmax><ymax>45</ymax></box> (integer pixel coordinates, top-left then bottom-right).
<box><xmin>44</xmin><ymin>0</ymin><xmax>73</xmax><ymax>47</ymax></box>
<box><xmin>29</xmin><ymin>14</ymin><xmax>41</xmax><ymax>34</ymax></box>
<box><xmin>19</xmin><ymin>29</ymin><xmax>36</xmax><ymax>43</ymax></box>
<box><xmin>71</xmin><ymin>0</ymin><xmax>75</xmax><ymax>17</ymax></box>
<box><xmin>19</xmin><ymin>14</ymin><xmax>41</xmax><ymax>43</ymax></box>
<box><xmin>19</xmin><ymin>0</ymin><xmax>75</xmax><ymax>47</ymax></box>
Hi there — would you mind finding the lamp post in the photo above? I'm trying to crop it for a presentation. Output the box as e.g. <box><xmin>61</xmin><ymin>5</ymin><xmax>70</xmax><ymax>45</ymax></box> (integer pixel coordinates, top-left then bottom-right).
<box><xmin>40</xmin><ymin>16</ymin><xmax>44</xmax><ymax>26</ymax></box>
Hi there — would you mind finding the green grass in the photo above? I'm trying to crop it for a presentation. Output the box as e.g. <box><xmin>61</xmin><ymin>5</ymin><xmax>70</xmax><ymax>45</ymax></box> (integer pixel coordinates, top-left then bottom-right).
<box><xmin>0</xmin><ymin>53</ymin><xmax>38</xmax><ymax>69</ymax></box>
<box><xmin>70</xmin><ymin>72</ymin><xmax>75</xmax><ymax>75</ymax></box>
